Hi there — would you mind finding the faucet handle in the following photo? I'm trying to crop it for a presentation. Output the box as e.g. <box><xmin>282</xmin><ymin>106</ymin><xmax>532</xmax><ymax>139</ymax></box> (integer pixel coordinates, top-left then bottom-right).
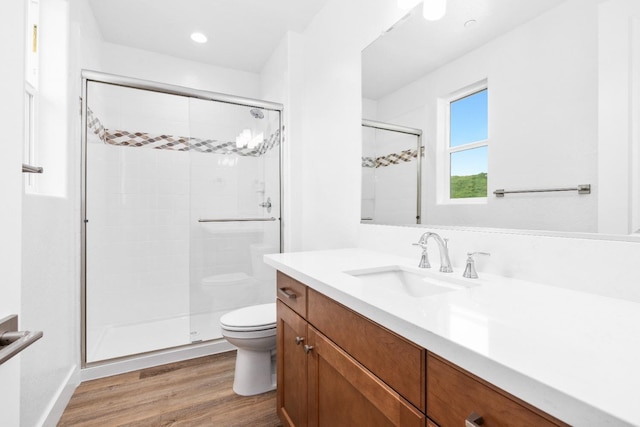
<box><xmin>463</xmin><ymin>252</ymin><xmax>490</xmax><ymax>279</ymax></box>
<box><xmin>467</xmin><ymin>251</ymin><xmax>490</xmax><ymax>257</ymax></box>
<box><xmin>412</xmin><ymin>243</ymin><xmax>430</xmax><ymax>268</ymax></box>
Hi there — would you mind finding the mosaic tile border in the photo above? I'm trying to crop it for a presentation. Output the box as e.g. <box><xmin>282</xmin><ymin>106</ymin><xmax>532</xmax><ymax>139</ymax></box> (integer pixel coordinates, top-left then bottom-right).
<box><xmin>362</xmin><ymin>147</ymin><xmax>423</xmax><ymax>168</ymax></box>
<box><xmin>87</xmin><ymin>108</ymin><xmax>279</xmax><ymax>157</ymax></box>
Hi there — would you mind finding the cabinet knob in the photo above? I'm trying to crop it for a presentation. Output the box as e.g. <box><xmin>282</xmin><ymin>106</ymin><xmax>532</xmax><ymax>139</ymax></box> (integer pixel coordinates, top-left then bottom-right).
<box><xmin>295</xmin><ymin>336</ymin><xmax>304</xmax><ymax>345</ymax></box>
<box><xmin>303</xmin><ymin>345</ymin><xmax>314</xmax><ymax>354</ymax></box>
<box><xmin>465</xmin><ymin>412</ymin><xmax>484</xmax><ymax>427</ymax></box>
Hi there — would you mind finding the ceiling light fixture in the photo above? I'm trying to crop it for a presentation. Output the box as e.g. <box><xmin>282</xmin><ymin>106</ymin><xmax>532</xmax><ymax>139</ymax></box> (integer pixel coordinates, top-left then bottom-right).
<box><xmin>423</xmin><ymin>0</ymin><xmax>447</xmax><ymax>21</ymax></box>
<box><xmin>190</xmin><ymin>32</ymin><xmax>208</xmax><ymax>44</ymax></box>
<box><xmin>397</xmin><ymin>0</ymin><xmax>421</xmax><ymax>10</ymax></box>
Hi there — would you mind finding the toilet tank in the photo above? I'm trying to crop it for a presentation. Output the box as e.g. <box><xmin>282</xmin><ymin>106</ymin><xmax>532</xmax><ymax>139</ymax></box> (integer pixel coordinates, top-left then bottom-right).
<box><xmin>250</xmin><ymin>243</ymin><xmax>277</xmax><ymax>280</ymax></box>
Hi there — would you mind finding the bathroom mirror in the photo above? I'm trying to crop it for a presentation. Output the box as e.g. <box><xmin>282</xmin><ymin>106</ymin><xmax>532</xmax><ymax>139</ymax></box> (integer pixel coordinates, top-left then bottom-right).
<box><xmin>362</xmin><ymin>0</ymin><xmax>640</xmax><ymax>235</ymax></box>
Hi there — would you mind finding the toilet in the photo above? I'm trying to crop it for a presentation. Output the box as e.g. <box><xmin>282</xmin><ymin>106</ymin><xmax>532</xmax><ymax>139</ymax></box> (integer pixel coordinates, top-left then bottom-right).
<box><xmin>220</xmin><ymin>302</ymin><xmax>277</xmax><ymax>396</ymax></box>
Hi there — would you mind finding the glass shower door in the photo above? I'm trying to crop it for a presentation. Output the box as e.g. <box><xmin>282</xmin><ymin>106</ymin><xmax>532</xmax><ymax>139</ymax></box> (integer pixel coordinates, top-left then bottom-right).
<box><xmin>187</xmin><ymin>98</ymin><xmax>281</xmax><ymax>343</ymax></box>
<box><xmin>85</xmin><ymin>82</ymin><xmax>193</xmax><ymax>363</ymax></box>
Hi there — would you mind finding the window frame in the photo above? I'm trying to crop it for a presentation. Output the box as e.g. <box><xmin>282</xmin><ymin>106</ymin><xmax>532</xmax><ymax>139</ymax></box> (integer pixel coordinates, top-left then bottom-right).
<box><xmin>24</xmin><ymin>0</ymin><xmax>39</xmax><ymax>193</ymax></box>
<box><xmin>439</xmin><ymin>81</ymin><xmax>489</xmax><ymax>205</ymax></box>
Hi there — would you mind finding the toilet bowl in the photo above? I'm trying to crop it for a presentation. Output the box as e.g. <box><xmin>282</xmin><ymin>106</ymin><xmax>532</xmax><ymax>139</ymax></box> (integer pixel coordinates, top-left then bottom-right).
<box><xmin>220</xmin><ymin>303</ymin><xmax>277</xmax><ymax>396</ymax></box>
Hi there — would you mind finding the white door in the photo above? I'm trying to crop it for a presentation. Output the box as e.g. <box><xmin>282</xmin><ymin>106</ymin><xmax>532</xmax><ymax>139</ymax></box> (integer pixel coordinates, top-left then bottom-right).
<box><xmin>0</xmin><ymin>1</ymin><xmax>27</xmax><ymax>425</ymax></box>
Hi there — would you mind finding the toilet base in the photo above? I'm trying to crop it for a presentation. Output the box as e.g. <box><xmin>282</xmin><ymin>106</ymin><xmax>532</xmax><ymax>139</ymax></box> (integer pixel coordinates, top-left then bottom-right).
<box><xmin>232</xmin><ymin>348</ymin><xmax>276</xmax><ymax>396</ymax></box>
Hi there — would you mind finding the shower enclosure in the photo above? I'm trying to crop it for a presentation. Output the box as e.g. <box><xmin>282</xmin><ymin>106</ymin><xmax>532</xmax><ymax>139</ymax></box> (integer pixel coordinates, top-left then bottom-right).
<box><xmin>81</xmin><ymin>71</ymin><xmax>282</xmax><ymax>365</ymax></box>
<box><xmin>361</xmin><ymin>119</ymin><xmax>422</xmax><ymax>225</ymax></box>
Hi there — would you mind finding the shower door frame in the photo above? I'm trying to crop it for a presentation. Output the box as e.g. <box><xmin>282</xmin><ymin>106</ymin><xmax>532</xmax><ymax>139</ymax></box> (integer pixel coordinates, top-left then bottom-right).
<box><xmin>361</xmin><ymin>119</ymin><xmax>423</xmax><ymax>224</ymax></box>
<box><xmin>80</xmin><ymin>70</ymin><xmax>284</xmax><ymax>368</ymax></box>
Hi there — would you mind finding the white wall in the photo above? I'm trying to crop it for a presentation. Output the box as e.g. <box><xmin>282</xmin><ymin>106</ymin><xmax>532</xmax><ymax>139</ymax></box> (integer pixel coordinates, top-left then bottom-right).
<box><xmin>294</xmin><ymin>0</ymin><xmax>405</xmax><ymax>250</ymax></box>
<box><xmin>598</xmin><ymin>0</ymin><xmax>640</xmax><ymax>234</ymax></box>
<box><xmin>98</xmin><ymin>43</ymin><xmax>262</xmax><ymax>99</ymax></box>
<box><xmin>370</xmin><ymin>0</ymin><xmax>598</xmax><ymax>232</ymax></box>
<box><xmin>0</xmin><ymin>1</ymin><xmax>25</xmax><ymax>425</ymax></box>
<box><xmin>18</xmin><ymin>0</ymin><xmax>83</xmax><ymax>425</ymax></box>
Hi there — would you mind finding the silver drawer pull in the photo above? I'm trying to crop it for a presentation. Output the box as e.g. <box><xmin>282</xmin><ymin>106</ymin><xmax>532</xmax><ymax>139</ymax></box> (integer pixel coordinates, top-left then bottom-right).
<box><xmin>278</xmin><ymin>287</ymin><xmax>297</xmax><ymax>300</ymax></box>
<box><xmin>295</xmin><ymin>336</ymin><xmax>304</xmax><ymax>345</ymax></box>
<box><xmin>303</xmin><ymin>345</ymin><xmax>314</xmax><ymax>354</ymax></box>
<box><xmin>465</xmin><ymin>412</ymin><xmax>484</xmax><ymax>427</ymax></box>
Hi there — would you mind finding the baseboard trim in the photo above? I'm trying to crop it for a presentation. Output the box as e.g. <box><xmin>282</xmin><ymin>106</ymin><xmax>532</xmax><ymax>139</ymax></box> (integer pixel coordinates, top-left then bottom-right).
<box><xmin>40</xmin><ymin>365</ymin><xmax>80</xmax><ymax>427</ymax></box>
<box><xmin>81</xmin><ymin>339</ymin><xmax>235</xmax><ymax>381</ymax></box>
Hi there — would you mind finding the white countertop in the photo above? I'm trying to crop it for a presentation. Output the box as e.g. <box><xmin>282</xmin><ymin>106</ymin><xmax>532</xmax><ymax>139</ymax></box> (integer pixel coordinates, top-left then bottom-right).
<box><xmin>265</xmin><ymin>248</ymin><xmax>640</xmax><ymax>426</ymax></box>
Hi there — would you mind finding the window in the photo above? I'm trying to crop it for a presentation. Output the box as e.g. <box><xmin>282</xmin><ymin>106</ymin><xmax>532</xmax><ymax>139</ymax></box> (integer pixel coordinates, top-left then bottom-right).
<box><xmin>24</xmin><ymin>0</ymin><xmax>39</xmax><ymax>192</ymax></box>
<box><xmin>446</xmin><ymin>85</ymin><xmax>488</xmax><ymax>200</ymax></box>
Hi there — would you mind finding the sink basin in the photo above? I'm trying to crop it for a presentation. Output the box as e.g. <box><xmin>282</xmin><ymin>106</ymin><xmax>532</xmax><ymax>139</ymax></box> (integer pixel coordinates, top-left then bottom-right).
<box><xmin>345</xmin><ymin>266</ymin><xmax>473</xmax><ymax>298</ymax></box>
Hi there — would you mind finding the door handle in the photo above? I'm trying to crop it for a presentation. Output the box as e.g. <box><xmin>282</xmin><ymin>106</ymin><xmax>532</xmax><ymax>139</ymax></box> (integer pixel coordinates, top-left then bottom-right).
<box><xmin>0</xmin><ymin>315</ymin><xmax>43</xmax><ymax>365</ymax></box>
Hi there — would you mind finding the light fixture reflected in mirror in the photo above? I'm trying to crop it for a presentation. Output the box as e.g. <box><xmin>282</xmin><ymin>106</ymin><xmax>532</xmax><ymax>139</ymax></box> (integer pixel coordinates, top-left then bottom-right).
<box><xmin>190</xmin><ymin>32</ymin><xmax>208</xmax><ymax>43</ymax></box>
<box><xmin>423</xmin><ymin>0</ymin><xmax>447</xmax><ymax>21</ymax></box>
<box><xmin>397</xmin><ymin>0</ymin><xmax>421</xmax><ymax>10</ymax></box>
<box><xmin>397</xmin><ymin>0</ymin><xmax>447</xmax><ymax>21</ymax></box>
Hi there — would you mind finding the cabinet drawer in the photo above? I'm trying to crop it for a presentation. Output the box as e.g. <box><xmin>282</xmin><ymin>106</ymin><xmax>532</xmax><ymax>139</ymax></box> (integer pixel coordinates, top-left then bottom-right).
<box><xmin>427</xmin><ymin>353</ymin><xmax>568</xmax><ymax>427</ymax></box>
<box><xmin>277</xmin><ymin>272</ymin><xmax>307</xmax><ymax>317</ymax></box>
<box><xmin>307</xmin><ymin>289</ymin><xmax>426</xmax><ymax>412</ymax></box>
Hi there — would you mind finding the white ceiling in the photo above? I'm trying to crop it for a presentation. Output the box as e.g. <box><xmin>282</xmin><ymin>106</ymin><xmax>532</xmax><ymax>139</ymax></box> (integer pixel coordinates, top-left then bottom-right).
<box><xmin>87</xmin><ymin>0</ymin><xmax>328</xmax><ymax>73</ymax></box>
<box><xmin>362</xmin><ymin>0</ymin><xmax>569</xmax><ymax>100</ymax></box>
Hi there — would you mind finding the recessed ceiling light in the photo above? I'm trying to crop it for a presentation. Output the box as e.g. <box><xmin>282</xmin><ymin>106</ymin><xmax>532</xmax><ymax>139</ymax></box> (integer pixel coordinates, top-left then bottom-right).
<box><xmin>190</xmin><ymin>32</ymin><xmax>208</xmax><ymax>44</ymax></box>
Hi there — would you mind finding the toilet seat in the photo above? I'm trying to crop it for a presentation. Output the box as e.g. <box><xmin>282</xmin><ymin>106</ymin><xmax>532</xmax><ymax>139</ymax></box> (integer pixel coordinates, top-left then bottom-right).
<box><xmin>220</xmin><ymin>303</ymin><xmax>276</xmax><ymax>332</ymax></box>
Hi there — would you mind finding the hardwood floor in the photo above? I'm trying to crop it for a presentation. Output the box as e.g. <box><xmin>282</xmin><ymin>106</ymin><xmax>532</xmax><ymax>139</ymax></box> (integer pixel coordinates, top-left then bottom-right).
<box><xmin>58</xmin><ymin>351</ymin><xmax>282</xmax><ymax>427</ymax></box>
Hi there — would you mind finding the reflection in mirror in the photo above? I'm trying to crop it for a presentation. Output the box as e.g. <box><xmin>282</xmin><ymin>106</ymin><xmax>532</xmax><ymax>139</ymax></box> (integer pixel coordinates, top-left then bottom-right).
<box><xmin>361</xmin><ymin>120</ymin><xmax>422</xmax><ymax>225</ymax></box>
<box><xmin>362</xmin><ymin>0</ymin><xmax>640</xmax><ymax>235</ymax></box>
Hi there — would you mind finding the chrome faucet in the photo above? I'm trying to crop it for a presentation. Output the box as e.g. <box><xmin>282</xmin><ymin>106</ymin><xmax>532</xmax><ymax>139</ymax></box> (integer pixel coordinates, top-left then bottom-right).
<box><xmin>412</xmin><ymin>232</ymin><xmax>453</xmax><ymax>273</ymax></box>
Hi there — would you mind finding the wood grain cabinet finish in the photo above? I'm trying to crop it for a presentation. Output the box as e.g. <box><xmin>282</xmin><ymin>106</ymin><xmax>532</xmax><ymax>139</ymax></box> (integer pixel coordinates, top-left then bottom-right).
<box><xmin>307</xmin><ymin>288</ymin><xmax>426</xmax><ymax>412</ymax></box>
<box><xmin>426</xmin><ymin>353</ymin><xmax>569</xmax><ymax>427</ymax></box>
<box><xmin>276</xmin><ymin>274</ymin><xmax>424</xmax><ymax>427</ymax></box>
<box><xmin>277</xmin><ymin>272</ymin><xmax>307</xmax><ymax>317</ymax></box>
<box><xmin>307</xmin><ymin>326</ymin><xmax>425</xmax><ymax>427</ymax></box>
<box><xmin>277</xmin><ymin>300</ymin><xmax>309</xmax><ymax>427</ymax></box>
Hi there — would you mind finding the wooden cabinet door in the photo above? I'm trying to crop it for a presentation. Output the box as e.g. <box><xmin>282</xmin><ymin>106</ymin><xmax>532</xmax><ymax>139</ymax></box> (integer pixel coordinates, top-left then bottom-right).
<box><xmin>308</xmin><ymin>289</ymin><xmax>425</xmax><ymax>411</ymax></box>
<box><xmin>427</xmin><ymin>353</ymin><xmax>568</xmax><ymax>427</ymax></box>
<box><xmin>307</xmin><ymin>326</ymin><xmax>425</xmax><ymax>427</ymax></box>
<box><xmin>277</xmin><ymin>301</ymin><xmax>309</xmax><ymax>427</ymax></box>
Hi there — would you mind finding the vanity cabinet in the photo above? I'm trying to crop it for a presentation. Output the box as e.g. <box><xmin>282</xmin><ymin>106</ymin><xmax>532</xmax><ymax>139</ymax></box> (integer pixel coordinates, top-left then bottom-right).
<box><xmin>276</xmin><ymin>272</ymin><xmax>425</xmax><ymax>427</ymax></box>
<box><xmin>277</xmin><ymin>299</ymin><xmax>308</xmax><ymax>426</ymax></box>
<box><xmin>276</xmin><ymin>272</ymin><xmax>567</xmax><ymax>427</ymax></box>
